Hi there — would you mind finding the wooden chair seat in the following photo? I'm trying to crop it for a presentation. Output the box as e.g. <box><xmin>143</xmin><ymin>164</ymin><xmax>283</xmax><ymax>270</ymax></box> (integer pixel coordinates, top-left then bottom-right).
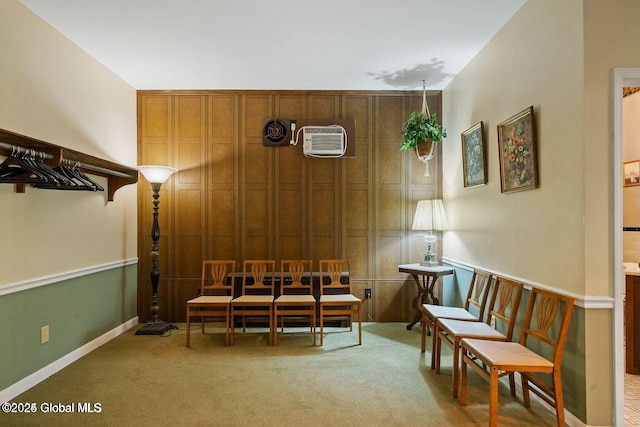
<box><xmin>188</xmin><ymin>295</ymin><xmax>233</xmax><ymax>304</ymax></box>
<box><xmin>461</xmin><ymin>339</ymin><xmax>554</xmax><ymax>370</ymax></box>
<box><xmin>424</xmin><ymin>305</ymin><xmax>478</xmax><ymax>321</ymax></box>
<box><xmin>319</xmin><ymin>294</ymin><xmax>362</xmax><ymax>304</ymax></box>
<box><xmin>232</xmin><ymin>295</ymin><xmax>273</xmax><ymax>304</ymax></box>
<box><xmin>438</xmin><ymin>319</ymin><xmax>506</xmax><ymax>340</ymax></box>
<box><xmin>276</xmin><ymin>294</ymin><xmax>315</xmax><ymax>304</ymax></box>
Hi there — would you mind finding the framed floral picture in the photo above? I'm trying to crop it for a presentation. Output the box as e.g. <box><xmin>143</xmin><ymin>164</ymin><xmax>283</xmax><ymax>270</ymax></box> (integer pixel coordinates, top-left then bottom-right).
<box><xmin>461</xmin><ymin>121</ymin><xmax>487</xmax><ymax>188</ymax></box>
<box><xmin>624</xmin><ymin>160</ymin><xmax>640</xmax><ymax>187</ymax></box>
<box><xmin>497</xmin><ymin>106</ymin><xmax>538</xmax><ymax>193</ymax></box>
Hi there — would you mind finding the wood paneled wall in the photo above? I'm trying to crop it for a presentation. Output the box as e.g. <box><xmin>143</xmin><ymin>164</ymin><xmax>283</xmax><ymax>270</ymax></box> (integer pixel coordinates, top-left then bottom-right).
<box><xmin>137</xmin><ymin>90</ymin><xmax>443</xmax><ymax>323</ymax></box>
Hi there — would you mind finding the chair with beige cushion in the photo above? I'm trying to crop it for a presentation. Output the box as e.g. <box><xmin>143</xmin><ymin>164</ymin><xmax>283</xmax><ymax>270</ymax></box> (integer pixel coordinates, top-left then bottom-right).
<box><xmin>274</xmin><ymin>259</ymin><xmax>316</xmax><ymax>345</ymax></box>
<box><xmin>434</xmin><ymin>275</ymin><xmax>524</xmax><ymax>398</ymax></box>
<box><xmin>230</xmin><ymin>260</ymin><xmax>276</xmax><ymax>346</ymax></box>
<box><xmin>186</xmin><ymin>260</ymin><xmax>235</xmax><ymax>347</ymax></box>
<box><xmin>459</xmin><ymin>287</ymin><xmax>575</xmax><ymax>427</ymax></box>
<box><xmin>421</xmin><ymin>268</ymin><xmax>493</xmax><ymax>363</ymax></box>
<box><xmin>318</xmin><ymin>259</ymin><xmax>362</xmax><ymax>346</ymax></box>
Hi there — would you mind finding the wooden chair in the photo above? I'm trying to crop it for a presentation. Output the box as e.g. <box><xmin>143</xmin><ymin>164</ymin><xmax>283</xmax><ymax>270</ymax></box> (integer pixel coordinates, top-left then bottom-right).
<box><xmin>230</xmin><ymin>260</ymin><xmax>276</xmax><ymax>346</ymax></box>
<box><xmin>434</xmin><ymin>275</ymin><xmax>524</xmax><ymax>398</ymax></box>
<box><xmin>273</xmin><ymin>259</ymin><xmax>316</xmax><ymax>345</ymax></box>
<box><xmin>421</xmin><ymin>268</ymin><xmax>493</xmax><ymax>360</ymax></box>
<box><xmin>318</xmin><ymin>259</ymin><xmax>362</xmax><ymax>346</ymax></box>
<box><xmin>459</xmin><ymin>287</ymin><xmax>575</xmax><ymax>427</ymax></box>
<box><xmin>185</xmin><ymin>260</ymin><xmax>235</xmax><ymax>347</ymax></box>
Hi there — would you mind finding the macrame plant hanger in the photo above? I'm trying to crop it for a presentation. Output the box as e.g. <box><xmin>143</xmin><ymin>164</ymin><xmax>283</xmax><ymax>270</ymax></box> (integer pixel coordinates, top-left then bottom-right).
<box><xmin>416</xmin><ymin>80</ymin><xmax>436</xmax><ymax>177</ymax></box>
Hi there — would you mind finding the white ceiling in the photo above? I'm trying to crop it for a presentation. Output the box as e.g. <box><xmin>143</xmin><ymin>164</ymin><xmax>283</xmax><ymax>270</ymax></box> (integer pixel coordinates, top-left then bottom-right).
<box><xmin>19</xmin><ymin>0</ymin><xmax>525</xmax><ymax>91</ymax></box>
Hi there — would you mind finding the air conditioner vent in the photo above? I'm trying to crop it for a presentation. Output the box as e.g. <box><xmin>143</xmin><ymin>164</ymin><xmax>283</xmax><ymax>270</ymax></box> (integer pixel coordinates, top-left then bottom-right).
<box><xmin>302</xmin><ymin>126</ymin><xmax>346</xmax><ymax>157</ymax></box>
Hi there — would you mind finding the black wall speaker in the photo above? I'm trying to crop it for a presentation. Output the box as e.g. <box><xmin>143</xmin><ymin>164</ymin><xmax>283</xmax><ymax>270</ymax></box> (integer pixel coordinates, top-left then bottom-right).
<box><xmin>262</xmin><ymin>118</ymin><xmax>292</xmax><ymax>147</ymax></box>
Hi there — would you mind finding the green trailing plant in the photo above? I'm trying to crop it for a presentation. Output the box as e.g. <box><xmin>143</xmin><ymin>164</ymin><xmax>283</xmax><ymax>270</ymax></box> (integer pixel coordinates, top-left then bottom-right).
<box><xmin>400</xmin><ymin>111</ymin><xmax>447</xmax><ymax>152</ymax></box>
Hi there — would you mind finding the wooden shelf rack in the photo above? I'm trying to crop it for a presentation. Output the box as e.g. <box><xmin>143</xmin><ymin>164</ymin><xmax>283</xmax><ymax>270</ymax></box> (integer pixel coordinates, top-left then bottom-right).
<box><xmin>0</xmin><ymin>128</ymin><xmax>138</xmax><ymax>201</ymax></box>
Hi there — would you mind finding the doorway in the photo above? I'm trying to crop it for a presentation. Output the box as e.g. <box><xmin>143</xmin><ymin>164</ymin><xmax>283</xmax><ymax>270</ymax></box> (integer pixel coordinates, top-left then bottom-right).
<box><xmin>613</xmin><ymin>68</ymin><xmax>640</xmax><ymax>426</ymax></box>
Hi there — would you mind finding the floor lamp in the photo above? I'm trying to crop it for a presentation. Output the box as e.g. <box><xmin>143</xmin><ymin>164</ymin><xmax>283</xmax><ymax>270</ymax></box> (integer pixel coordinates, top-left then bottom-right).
<box><xmin>412</xmin><ymin>199</ymin><xmax>448</xmax><ymax>266</ymax></box>
<box><xmin>135</xmin><ymin>165</ymin><xmax>177</xmax><ymax>336</ymax></box>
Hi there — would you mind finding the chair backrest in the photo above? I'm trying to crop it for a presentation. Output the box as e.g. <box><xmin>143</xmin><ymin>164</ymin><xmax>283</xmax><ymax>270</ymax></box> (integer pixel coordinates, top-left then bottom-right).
<box><xmin>318</xmin><ymin>259</ymin><xmax>351</xmax><ymax>295</ymax></box>
<box><xmin>280</xmin><ymin>260</ymin><xmax>313</xmax><ymax>295</ymax></box>
<box><xmin>519</xmin><ymin>287</ymin><xmax>575</xmax><ymax>366</ymax></box>
<box><xmin>464</xmin><ymin>268</ymin><xmax>493</xmax><ymax>320</ymax></box>
<box><xmin>200</xmin><ymin>260</ymin><xmax>235</xmax><ymax>296</ymax></box>
<box><xmin>484</xmin><ymin>275</ymin><xmax>524</xmax><ymax>340</ymax></box>
<box><xmin>242</xmin><ymin>260</ymin><xmax>276</xmax><ymax>295</ymax></box>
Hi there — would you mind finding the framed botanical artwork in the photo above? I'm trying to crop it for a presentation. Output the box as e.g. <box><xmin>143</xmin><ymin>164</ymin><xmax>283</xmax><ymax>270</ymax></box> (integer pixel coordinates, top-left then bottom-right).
<box><xmin>461</xmin><ymin>121</ymin><xmax>487</xmax><ymax>188</ymax></box>
<box><xmin>497</xmin><ymin>106</ymin><xmax>538</xmax><ymax>193</ymax></box>
<box><xmin>624</xmin><ymin>160</ymin><xmax>640</xmax><ymax>187</ymax></box>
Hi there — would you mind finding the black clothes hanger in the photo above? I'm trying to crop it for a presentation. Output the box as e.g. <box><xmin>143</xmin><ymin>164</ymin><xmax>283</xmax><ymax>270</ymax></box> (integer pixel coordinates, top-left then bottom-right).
<box><xmin>0</xmin><ymin>146</ymin><xmax>50</xmax><ymax>184</ymax></box>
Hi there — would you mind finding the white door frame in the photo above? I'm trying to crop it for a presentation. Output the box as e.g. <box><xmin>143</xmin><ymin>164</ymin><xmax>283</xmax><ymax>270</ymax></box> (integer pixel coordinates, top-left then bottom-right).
<box><xmin>612</xmin><ymin>67</ymin><xmax>640</xmax><ymax>426</ymax></box>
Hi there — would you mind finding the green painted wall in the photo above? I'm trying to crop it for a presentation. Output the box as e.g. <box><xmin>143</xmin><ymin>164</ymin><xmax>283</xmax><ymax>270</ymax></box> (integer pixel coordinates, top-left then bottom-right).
<box><xmin>0</xmin><ymin>265</ymin><xmax>137</xmax><ymax>390</ymax></box>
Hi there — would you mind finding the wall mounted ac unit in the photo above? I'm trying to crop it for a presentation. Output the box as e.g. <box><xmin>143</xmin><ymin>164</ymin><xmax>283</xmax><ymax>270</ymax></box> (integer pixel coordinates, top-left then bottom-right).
<box><xmin>302</xmin><ymin>125</ymin><xmax>347</xmax><ymax>157</ymax></box>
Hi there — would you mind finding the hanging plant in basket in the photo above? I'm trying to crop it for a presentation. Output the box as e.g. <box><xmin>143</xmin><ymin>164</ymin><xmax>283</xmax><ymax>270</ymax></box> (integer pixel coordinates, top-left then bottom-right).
<box><xmin>400</xmin><ymin>81</ymin><xmax>447</xmax><ymax>177</ymax></box>
<box><xmin>400</xmin><ymin>111</ymin><xmax>447</xmax><ymax>152</ymax></box>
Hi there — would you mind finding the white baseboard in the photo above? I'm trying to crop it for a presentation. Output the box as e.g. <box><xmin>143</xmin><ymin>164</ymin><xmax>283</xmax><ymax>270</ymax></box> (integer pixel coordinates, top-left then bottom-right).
<box><xmin>0</xmin><ymin>316</ymin><xmax>138</xmax><ymax>403</ymax></box>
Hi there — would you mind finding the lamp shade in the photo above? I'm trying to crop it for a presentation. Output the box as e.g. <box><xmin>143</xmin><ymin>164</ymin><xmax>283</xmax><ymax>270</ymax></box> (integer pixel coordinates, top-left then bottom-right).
<box><xmin>412</xmin><ymin>199</ymin><xmax>448</xmax><ymax>231</ymax></box>
<box><xmin>138</xmin><ymin>165</ymin><xmax>177</xmax><ymax>184</ymax></box>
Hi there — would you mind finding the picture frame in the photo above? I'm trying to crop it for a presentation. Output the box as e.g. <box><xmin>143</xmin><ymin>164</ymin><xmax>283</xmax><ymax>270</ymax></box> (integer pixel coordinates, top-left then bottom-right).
<box><xmin>497</xmin><ymin>106</ymin><xmax>538</xmax><ymax>193</ymax></box>
<box><xmin>461</xmin><ymin>121</ymin><xmax>487</xmax><ymax>188</ymax></box>
<box><xmin>624</xmin><ymin>160</ymin><xmax>640</xmax><ymax>187</ymax></box>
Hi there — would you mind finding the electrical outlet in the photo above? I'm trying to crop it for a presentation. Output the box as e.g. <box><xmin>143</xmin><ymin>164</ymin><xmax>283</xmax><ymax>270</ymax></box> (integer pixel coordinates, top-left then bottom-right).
<box><xmin>365</xmin><ymin>288</ymin><xmax>372</xmax><ymax>299</ymax></box>
<box><xmin>41</xmin><ymin>325</ymin><xmax>49</xmax><ymax>344</ymax></box>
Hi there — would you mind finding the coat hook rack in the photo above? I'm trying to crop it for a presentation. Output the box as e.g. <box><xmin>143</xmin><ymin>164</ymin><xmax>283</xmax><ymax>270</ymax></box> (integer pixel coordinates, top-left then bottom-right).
<box><xmin>0</xmin><ymin>128</ymin><xmax>138</xmax><ymax>201</ymax></box>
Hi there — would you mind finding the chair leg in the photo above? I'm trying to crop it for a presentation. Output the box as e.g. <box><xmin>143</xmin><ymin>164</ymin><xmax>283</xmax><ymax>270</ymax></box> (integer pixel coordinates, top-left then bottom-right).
<box><xmin>320</xmin><ymin>306</ymin><xmax>324</xmax><ymax>346</ymax></box>
<box><xmin>357</xmin><ymin>304</ymin><xmax>362</xmax><ymax>345</ymax></box>
<box><xmin>312</xmin><ymin>309</ymin><xmax>316</xmax><ymax>346</ymax></box>
<box><xmin>421</xmin><ymin>314</ymin><xmax>427</xmax><ymax>353</ymax></box>
<box><xmin>431</xmin><ymin>321</ymin><xmax>438</xmax><ymax>370</ymax></box>
<box><xmin>452</xmin><ymin>338</ymin><xmax>460</xmax><ymax>398</ymax></box>
<box><xmin>459</xmin><ymin>349</ymin><xmax>468</xmax><ymax>406</ymax></box>
<box><xmin>489</xmin><ymin>367</ymin><xmax>499</xmax><ymax>427</ymax></box>
<box><xmin>521</xmin><ymin>375</ymin><xmax>531</xmax><ymax>408</ymax></box>
<box><xmin>553</xmin><ymin>371</ymin><xmax>566</xmax><ymax>427</ymax></box>
<box><xmin>433</xmin><ymin>325</ymin><xmax>441</xmax><ymax>373</ymax></box>
<box><xmin>225</xmin><ymin>308</ymin><xmax>230</xmax><ymax>347</ymax></box>
<box><xmin>273</xmin><ymin>306</ymin><xmax>279</xmax><ymax>346</ymax></box>
<box><xmin>508</xmin><ymin>373</ymin><xmax>516</xmax><ymax>397</ymax></box>
<box><xmin>270</xmin><ymin>307</ymin><xmax>274</xmax><ymax>346</ymax></box>
<box><xmin>230</xmin><ymin>306</ymin><xmax>235</xmax><ymax>346</ymax></box>
<box><xmin>186</xmin><ymin>307</ymin><xmax>191</xmax><ymax>347</ymax></box>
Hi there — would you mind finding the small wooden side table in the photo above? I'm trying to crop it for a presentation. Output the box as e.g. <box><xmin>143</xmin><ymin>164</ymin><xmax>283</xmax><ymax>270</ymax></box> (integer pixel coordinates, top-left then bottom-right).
<box><xmin>399</xmin><ymin>264</ymin><xmax>454</xmax><ymax>330</ymax></box>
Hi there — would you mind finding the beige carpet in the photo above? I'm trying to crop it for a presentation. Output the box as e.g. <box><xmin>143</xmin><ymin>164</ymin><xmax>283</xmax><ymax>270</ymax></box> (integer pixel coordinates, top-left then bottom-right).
<box><xmin>2</xmin><ymin>322</ymin><xmax>560</xmax><ymax>426</ymax></box>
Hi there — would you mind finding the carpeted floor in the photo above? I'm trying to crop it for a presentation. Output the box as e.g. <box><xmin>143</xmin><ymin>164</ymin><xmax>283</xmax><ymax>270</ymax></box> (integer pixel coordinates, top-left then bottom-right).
<box><xmin>2</xmin><ymin>322</ymin><xmax>561</xmax><ymax>426</ymax></box>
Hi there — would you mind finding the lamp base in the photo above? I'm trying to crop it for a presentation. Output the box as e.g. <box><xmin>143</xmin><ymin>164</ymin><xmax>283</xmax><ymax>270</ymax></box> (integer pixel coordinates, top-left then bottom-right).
<box><xmin>420</xmin><ymin>252</ymin><xmax>439</xmax><ymax>267</ymax></box>
<box><xmin>135</xmin><ymin>322</ymin><xmax>178</xmax><ymax>336</ymax></box>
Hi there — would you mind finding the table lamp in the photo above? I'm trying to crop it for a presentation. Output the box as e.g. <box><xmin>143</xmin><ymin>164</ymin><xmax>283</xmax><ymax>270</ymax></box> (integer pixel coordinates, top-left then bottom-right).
<box><xmin>412</xmin><ymin>199</ymin><xmax>448</xmax><ymax>266</ymax></box>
